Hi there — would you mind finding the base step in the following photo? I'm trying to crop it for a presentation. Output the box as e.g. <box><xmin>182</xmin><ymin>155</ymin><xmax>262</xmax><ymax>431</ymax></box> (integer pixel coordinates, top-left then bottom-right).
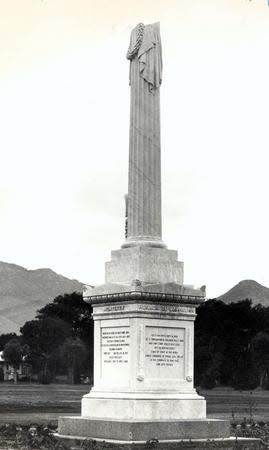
<box><xmin>58</xmin><ymin>416</ymin><xmax>231</xmax><ymax>442</ymax></box>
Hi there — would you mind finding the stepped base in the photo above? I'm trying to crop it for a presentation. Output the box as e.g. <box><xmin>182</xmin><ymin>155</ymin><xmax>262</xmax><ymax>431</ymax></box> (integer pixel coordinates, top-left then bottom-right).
<box><xmin>58</xmin><ymin>417</ymin><xmax>230</xmax><ymax>442</ymax></box>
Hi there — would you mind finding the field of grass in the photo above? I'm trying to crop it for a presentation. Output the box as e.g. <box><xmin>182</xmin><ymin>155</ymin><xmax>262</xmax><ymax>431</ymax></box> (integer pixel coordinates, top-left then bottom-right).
<box><xmin>0</xmin><ymin>383</ymin><xmax>89</xmax><ymax>425</ymax></box>
<box><xmin>201</xmin><ymin>388</ymin><xmax>269</xmax><ymax>422</ymax></box>
<box><xmin>0</xmin><ymin>383</ymin><xmax>269</xmax><ymax>425</ymax></box>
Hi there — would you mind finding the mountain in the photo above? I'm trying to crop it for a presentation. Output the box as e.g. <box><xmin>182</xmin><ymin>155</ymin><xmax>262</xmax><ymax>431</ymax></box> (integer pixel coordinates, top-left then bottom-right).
<box><xmin>0</xmin><ymin>261</ymin><xmax>86</xmax><ymax>334</ymax></box>
<box><xmin>217</xmin><ymin>279</ymin><xmax>269</xmax><ymax>306</ymax></box>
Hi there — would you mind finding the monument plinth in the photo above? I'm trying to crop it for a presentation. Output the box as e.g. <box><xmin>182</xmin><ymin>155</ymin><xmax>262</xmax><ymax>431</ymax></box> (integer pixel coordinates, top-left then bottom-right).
<box><xmin>81</xmin><ymin>294</ymin><xmax>206</xmax><ymax>422</ymax></box>
<box><xmin>57</xmin><ymin>22</ymin><xmax>238</xmax><ymax>446</ymax></box>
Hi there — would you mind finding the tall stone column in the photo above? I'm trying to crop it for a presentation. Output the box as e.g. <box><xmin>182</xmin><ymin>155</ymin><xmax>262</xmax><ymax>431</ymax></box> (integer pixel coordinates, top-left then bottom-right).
<box><xmin>105</xmin><ymin>22</ymin><xmax>184</xmax><ymax>286</ymax></box>
<box><xmin>123</xmin><ymin>22</ymin><xmax>165</xmax><ymax>248</ymax></box>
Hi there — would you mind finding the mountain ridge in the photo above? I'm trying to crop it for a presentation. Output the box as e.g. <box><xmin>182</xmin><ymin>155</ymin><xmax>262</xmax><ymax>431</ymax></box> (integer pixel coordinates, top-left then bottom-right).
<box><xmin>0</xmin><ymin>261</ymin><xmax>86</xmax><ymax>334</ymax></box>
<box><xmin>216</xmin><ymin>279</ymin><xmax>269</xmax><ymax>306</ymax></box>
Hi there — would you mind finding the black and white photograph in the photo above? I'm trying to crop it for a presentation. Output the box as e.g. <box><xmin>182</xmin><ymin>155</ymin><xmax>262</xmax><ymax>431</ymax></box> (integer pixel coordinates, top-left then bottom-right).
<box><xmin>0</xmin><ymin>1</ymin><xmax>269</xmax><ymax>448</ymax></box>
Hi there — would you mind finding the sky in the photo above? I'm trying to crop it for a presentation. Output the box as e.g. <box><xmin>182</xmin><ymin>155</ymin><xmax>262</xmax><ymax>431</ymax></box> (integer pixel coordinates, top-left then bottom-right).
<box><xmin>1</xmin><ymin>0</ymin><xmax>269</xmax><ymax>298</ymax></box>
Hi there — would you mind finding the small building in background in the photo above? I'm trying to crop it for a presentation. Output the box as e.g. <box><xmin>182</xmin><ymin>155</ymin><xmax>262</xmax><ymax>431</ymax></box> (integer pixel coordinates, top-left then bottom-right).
<box><xmin>0</xmin><ymin>351</ymin><xmax>31</xmax><ymax>381</ymax></box>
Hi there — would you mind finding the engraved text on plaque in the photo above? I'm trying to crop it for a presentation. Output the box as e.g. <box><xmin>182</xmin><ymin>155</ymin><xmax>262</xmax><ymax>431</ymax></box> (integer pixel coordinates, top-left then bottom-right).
<box><xmin>101</xmin><ymin>326</ymin><xmax>130</xmax><ymax>382</ymax></box>
<box><xmin>145</xmin><ymin>327</ymin><xmax>185</xmax><ymax>379</ymax></box>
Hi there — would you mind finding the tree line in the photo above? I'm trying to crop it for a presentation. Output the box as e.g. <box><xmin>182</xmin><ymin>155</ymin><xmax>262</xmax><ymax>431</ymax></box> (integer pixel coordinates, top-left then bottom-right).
<box><xmin>0</xmin><ymin>292</ymin><xmax>93</xmax><ymax>384</ymax></box>
<box><xmin>195</xmin><ymin>299</ymin><xmax>269</xmax><ymax>390</ymax></box>
<box><xmin>1</xmin><ymin>295</ymin><xmax>269</xmax><ymax>388</ymax></box>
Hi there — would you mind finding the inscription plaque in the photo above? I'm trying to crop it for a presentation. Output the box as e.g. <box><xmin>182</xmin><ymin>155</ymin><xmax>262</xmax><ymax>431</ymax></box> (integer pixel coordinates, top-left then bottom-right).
<box><xmin>145</xmin><ymin>326</ymin><xmax>185</xmax><ymax>379</ymax></box>
<box><xmin>102</xmin><ymin>327</ymin><xmax>130</xmax><ymax>364</ymax></box>
<box><xmin>101</xmin><ymin>326</ymin><xmax>130</xmax><ymax>382</ymax></box>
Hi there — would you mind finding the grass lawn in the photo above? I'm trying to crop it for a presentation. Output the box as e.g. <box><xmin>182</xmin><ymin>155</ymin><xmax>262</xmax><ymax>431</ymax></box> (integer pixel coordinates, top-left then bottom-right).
<box><xmin>0</xmin><ymin>383</ymin><xmax>269</xmax><ymax>425</ymax></box>
<box><xmin>201</xmin><ymin>387</ymin><xmax>269</xmax><ymax>422</ymax></box>
<box><xmin>0</xmin><ymin>383</ymin><xmax>89</xmax><ymax>425</ymax></box>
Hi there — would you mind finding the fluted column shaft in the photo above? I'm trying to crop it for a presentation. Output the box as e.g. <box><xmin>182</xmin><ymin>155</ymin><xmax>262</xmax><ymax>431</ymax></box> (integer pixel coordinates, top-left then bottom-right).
<box><xmin>124</xmin><ymin>57</ymin><xmax>163</xmax><ymax>248</ymax></box>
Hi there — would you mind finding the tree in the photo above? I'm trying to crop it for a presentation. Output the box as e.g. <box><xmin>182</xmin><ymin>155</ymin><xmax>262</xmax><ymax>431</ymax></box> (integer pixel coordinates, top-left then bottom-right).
<box><xmin>3</xmin><ymin>339</ymin><xmax>26</xmax><ymax>384</ymax></box>
<box><xmin>251</xmin><ymin>332</ymin><xmax>269</xmax><ymax>388</ymax></box>
<box><xmin>195</xmin><ymin>299</ymin><xmax>260</xmax><ymax>389</ymax></box>
<box><xmin>59</xmin><ymin>337</ymin><xmax>88</xmax><ymax>384</ymax></box>
<box><xmin>21</xmin><ymin>317</ymin><xmax>72</xmax><ymax>382</ymax></box>
<box><xmin>195</xmin><ymin>299</ymin><xmax>228</xmax><ymax>387</ymax></box>
<box><xmin>0</xmin><ymin>333</ymin><xmax>19</xmax><ymax>351</ymax></box>
<box><xmin>20</xmin><ymin>293</ymin><xmax>94</xmax><ymax>383</ymax></box>
<box><xmin>37</xmin><ymin>292</ymin><xmax>94</xmax><ymax>375</ymax></box>
<box><xmin>37</xmin><ymin>292</ymin><xmax>93</xmax><ymax>342</ymax></box>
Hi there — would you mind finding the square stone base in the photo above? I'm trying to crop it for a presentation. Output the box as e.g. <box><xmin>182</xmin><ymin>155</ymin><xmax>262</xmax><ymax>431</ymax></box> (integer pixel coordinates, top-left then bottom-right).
<box><xmin>105</xmin><ymin>246</ymin><xmax>184</xmax><ymax>285</ymax></box>
<box><xmin>81</xmin><ymin>394</ymin><xmax>206</xmax><ymax>420</ymax></box>
<box><xmin>58</xmin><ymin>416</ymin><xmax>230</xmax><ymax>442</ymax></box>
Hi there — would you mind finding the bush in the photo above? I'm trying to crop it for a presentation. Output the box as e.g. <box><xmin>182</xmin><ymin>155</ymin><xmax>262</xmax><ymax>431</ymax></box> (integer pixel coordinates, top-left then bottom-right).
<box><xmin>18</xmin><ymin>375</ymin><xmax>31</xmax><ymax>382</ymax></box>
<box><xmin>200</xmin><ymin>370</ymin><xmax>216</xmax><ymax>389</ymax></box>
<box><xmin>38</xmin><ymin>371</ymin><xmax>52</xmax><ymax>384</ymax></box>
<box><xmin>231</xmin><ymin>370</ymin><xmax>259</xmax><ymax>391</ymax></box>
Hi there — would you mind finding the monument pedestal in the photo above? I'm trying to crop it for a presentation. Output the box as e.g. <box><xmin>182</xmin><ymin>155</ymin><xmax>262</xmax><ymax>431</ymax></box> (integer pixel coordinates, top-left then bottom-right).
<box><xmin>58</xmin><ymin>292</ymin><xmax>231</xmax><ymax>442</ymax></box>
<box><xmin>81</xmin><ymin>296</ymin><xmax>205</xmax><ymax>420</ymax></box>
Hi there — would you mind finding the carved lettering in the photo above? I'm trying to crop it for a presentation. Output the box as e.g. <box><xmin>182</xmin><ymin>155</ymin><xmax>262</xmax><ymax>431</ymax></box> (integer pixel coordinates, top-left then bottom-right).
<box><xmin>104</xmin><ymin>305</ymin><xmax>125</xmax><ymax>312</ymax></box>
<box><xmin>145</xmin><ymin>327</ymin><xmax>185</xmax><ymax>379</ymax></box>
<box><xmin>138</xmin><ymin>304</ymin><xmax>194</xmax><ymax>314</ymax></box>
<box><xmin>101</xmin><ymin>327</ymin><xmax>130</xmax><ymax>365</ymax></box>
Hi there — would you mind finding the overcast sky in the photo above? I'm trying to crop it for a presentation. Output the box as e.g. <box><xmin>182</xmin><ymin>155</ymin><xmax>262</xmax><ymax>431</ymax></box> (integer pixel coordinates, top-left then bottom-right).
<box><xmin>1</xmin><ymin>0</ymin><xmax>269</xmax><ymax>298</ymax></box>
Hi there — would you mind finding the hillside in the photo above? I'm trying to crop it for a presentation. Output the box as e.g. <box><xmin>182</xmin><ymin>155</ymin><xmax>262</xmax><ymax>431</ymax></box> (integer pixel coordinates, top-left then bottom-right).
<box><xmin>0</xmin><ymin>261</ymin><xmax>85</xmax><ymax>334</ymax></box>
<box><xmin>217</xmin><ymin>279</ymin><xmax>269</xmax><ymax>306</ymax></box>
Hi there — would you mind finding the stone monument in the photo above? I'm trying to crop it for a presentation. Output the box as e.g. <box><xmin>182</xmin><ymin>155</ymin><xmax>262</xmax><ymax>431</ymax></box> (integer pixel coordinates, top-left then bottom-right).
<box><xmin>57</xmin><ymin>23</ymin><xmax>258</xmax><ymax>447</ymax></box>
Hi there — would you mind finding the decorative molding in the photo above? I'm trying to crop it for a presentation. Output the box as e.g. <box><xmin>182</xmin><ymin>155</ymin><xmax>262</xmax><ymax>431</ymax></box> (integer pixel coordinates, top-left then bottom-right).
<box><xmin>84</xmin><ymin>290</ymin><xmax>204</xmax><ymax>306</ymax></box>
